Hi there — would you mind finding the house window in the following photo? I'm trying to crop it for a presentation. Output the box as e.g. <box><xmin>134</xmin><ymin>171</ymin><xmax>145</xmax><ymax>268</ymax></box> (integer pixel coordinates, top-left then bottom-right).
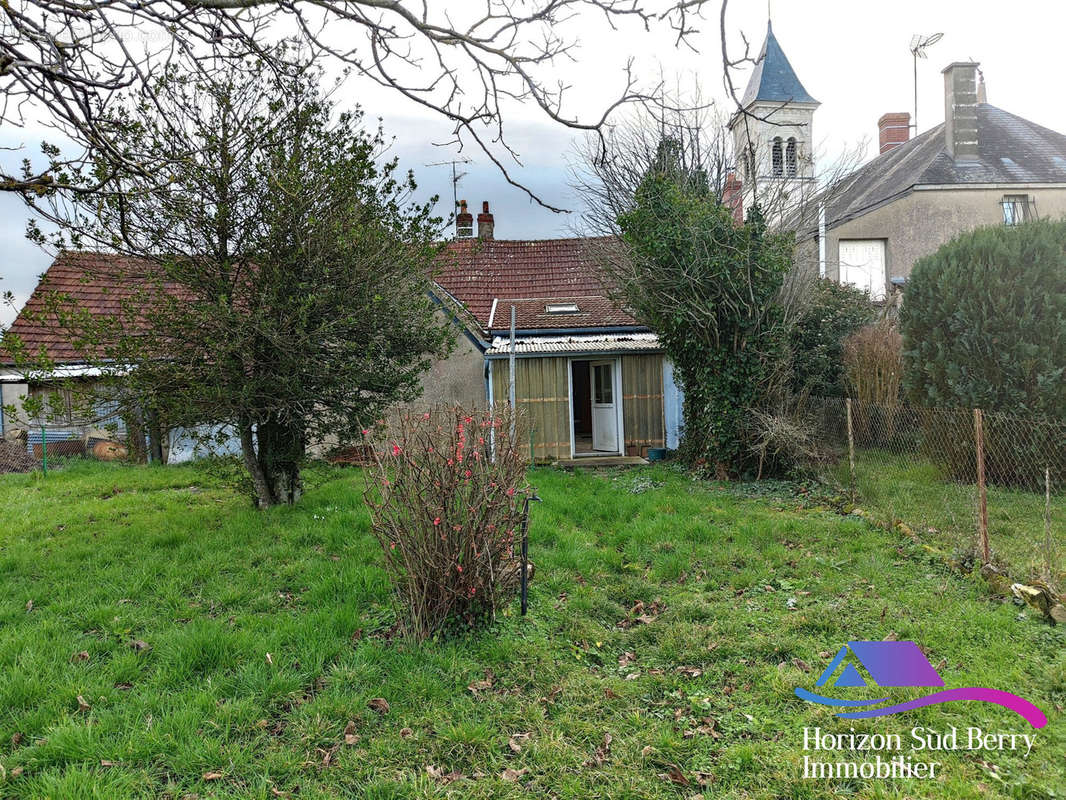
<box><xmin>1001</xmin><ymin>195</ymin><xmax>1031</xmax><ymax>225</ymax></box>
<box><xmin>545</xmin><ymin>302</ymin><xmax>579</xmax><ymax>314</ymax></box>
<box><xmin>593</xmin><ymin>364</ymin><xmax>613</xmax><ymax>405</ymax></box>
<box><xmin>786</xmin><ymin>137</ymin><xmax>798</xmax><ymax>177</ymax></box>
<box><xmin>771</xmin><ymin>137</ymin><xmax>783</xmax><ymax>177</ymax></box>
<box><xmin>838</xmin><ymin>240</ymin><xmax>887</xmax><ymax>302</ymax></box>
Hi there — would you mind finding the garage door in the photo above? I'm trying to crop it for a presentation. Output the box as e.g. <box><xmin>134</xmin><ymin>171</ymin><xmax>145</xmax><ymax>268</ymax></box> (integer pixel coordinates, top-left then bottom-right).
<box><xmin>838</xmin><ymin>240</ymin><xmax>886</xmax><ymax>301</ymax></box>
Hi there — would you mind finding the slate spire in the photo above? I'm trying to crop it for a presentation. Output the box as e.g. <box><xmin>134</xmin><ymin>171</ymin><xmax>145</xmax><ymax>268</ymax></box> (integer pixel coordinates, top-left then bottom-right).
<box><xmin>740</xmin><ymin>20</ymin><xmax>818</xmax><ymax>108</ymax></box>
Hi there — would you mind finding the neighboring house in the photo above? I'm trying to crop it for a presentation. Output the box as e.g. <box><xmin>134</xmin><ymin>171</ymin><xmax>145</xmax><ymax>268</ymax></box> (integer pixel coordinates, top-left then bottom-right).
<box><xmin>2</xmin><ymin>207</ymin><xmax>684</xmax><ymax>464</ymax></box>
<box><xmin>725</xmin><ymin>23</ymin><xmax>1066</xmax><ymax>301</ymax></box>
<box><xmin>823</xmin><ymin>62</ymin><xmax>1066</xmax><ymax>300</ymax></box>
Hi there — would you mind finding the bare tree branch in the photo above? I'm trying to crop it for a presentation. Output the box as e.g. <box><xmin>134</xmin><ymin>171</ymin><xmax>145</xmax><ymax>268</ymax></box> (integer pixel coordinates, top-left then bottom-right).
<box><xmin>1</xmin><ymin>0</ymin><xmax>709</xmax><ymax>210</ymax></box>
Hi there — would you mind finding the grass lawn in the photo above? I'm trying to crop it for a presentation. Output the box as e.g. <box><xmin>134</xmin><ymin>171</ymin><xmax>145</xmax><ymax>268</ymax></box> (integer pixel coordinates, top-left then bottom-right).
<box><xmin>0</xmin><ymin>461</ymin><xmax>1063</xmax><ymax>799</ymax></box>
<box><xmin>840</xmin><ymin>451</ymin><xmax>1066</xmax><ymax>587</ymax></box>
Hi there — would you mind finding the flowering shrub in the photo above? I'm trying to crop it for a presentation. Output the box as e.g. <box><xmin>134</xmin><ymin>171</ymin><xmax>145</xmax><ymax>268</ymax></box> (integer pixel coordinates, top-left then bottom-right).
<box><xmin>363</xmin><ymin>406</ymin><xmax>531</xmax><ymax>639</ymax></box>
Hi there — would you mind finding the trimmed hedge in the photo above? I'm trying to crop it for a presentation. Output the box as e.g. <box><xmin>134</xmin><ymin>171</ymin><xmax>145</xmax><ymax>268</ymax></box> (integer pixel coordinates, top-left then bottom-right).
<box><xmin>901</xmin><ymin>220</ymin><xmax>1066</xmax><ymax>488</ymax></box>
<box><xmin>901</xmin><ymin>219</ymin><xmax>1066</xmax><ymax>417</ymax></box>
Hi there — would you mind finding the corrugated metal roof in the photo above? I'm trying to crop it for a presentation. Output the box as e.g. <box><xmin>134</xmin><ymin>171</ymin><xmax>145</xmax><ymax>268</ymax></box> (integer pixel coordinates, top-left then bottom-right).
<box><xmin>485</xmin><ymin>332</ymin><xmax>661</xmax><ymax>356</ymax></box>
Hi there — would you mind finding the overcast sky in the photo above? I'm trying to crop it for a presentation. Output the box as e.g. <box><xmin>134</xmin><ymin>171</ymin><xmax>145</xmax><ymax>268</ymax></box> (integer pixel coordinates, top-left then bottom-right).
<box><xmin>3</xmin><ymin>0</ymin><xmax>1066</xmax><ymax>325</ymax></box>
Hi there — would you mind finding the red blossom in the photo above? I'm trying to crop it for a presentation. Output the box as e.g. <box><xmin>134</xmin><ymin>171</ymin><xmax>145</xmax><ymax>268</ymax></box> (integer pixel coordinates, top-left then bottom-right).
<box><xmin>392</xmin><ymin>444</ymin><xmax>402</xmax><ymax>456</ymax></box>
<box><xmin>433</xmin><ymin>517</ymin><xmax>441</xmax><ymax>526</ymax></box>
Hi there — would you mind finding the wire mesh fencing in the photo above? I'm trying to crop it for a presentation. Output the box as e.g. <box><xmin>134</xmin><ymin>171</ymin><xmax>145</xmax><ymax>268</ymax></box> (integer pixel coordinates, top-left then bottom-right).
<box><xmin>809</xmin><ymin>397</ymin><xmax>1064</xmax><ymax>591</ymax></box>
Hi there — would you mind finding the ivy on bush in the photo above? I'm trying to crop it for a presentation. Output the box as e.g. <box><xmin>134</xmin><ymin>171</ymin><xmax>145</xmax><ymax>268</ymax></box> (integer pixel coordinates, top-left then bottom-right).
<box><xmin>615</xmin><ymin>170</ymin><xmax>793</xmax><ymax>475</ymax></box>
<box><xmin>789</xmin><ymin>279</ymin><xmax>875</xmax><ymax>397</ymax></box>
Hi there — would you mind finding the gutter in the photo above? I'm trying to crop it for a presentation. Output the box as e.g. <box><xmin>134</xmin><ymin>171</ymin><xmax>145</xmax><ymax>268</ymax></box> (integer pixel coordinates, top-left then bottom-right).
<box><xmin>487</xmin><ymin>325</ymin><xmax>649</xmax><ymax>337</ymax></box>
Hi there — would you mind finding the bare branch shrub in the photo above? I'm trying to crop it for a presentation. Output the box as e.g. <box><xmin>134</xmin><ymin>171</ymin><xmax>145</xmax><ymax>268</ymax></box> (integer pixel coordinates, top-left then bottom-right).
<box><xmin>364</xmin><ymin>405</ymin><xmax>532</xmax><ymax>640</ymax></box>
<box><xmin>844</xmin><ymin>320</ymin><xmax>903</xmax><ymax>406</ymax></box>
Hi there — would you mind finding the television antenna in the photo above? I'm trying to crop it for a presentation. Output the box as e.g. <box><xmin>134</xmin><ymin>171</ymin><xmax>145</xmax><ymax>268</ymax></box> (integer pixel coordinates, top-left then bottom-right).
<box><xmin>425</xmin><ymin>158</ymin><xmax>473</xmax><ymax>214</ymax></box>
<box><xmin>909</xmin><ymin>33</ymin><xmax>944</xmax><ymax>133</ymax></box>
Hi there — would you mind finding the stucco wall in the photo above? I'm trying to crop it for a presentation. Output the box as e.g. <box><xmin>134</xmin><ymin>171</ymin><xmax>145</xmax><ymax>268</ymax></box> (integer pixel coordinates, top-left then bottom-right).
<box><xmin>826</xmin><ymin>186</ymin><xmax>1066</xmax><ymax>293</ymax></box>
<box><xmin>403</xmin><ymin>316</ymin><xmax>487</xmax><ymax>410</ymax></box>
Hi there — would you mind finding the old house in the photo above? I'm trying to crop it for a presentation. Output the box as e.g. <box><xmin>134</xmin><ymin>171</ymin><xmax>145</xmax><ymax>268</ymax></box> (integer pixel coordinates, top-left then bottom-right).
<box><xmin>431</xmin><ymin>202</ymin><xmax>682</xmax><ymax>463</ymax></box>
<box><xmin>2</xmin><ymin>205</ymin><xmax>684</xmax><ymax>464</ymax></box>
<box><xmin>823</xmin><ymin>62</ymin><xmax>1066</xmax><ymax>300</ymax></box>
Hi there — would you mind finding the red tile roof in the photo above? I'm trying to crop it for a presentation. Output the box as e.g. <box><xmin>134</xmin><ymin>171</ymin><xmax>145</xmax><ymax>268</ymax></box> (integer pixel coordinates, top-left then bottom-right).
<box><xmin>5</xmin><ymin>237</ymin><xmax>638</xmax><ymax>364</ymax></box>
<box><xmin>435</xmin><ymin>237</ymin><xmax>637</xmax><ymax>331</ymax></box>
<box><xmin>2</xmin><ymin>251</ymin><xmax>160</xmax><ymax>364</ymax></box>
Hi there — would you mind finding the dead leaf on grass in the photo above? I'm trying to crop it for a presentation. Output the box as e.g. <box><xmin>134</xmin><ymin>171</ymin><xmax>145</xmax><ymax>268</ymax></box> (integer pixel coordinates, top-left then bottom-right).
<box><xmin>343</xmin><ymin>721</ymin><xmax>359</xmax><ymax>746</ymax></box>
<box><xmin>618</xmin><ymin>651</ymin><xmax>637</xmax><ymax>668</ymax></box>
<box><xmin>76</xmin><ymin>695</ymin><xmax>90</xmax><ymax>712</ymax></box>
<box><xmin>25</xmin><ymin>600</ymin><xmax>33</xmax><ymax>612</ymax></box>
<box><xmin>791</xmin><ymin>658</ymin><xmax>811</xmax><ymax>673</ymax></box>
<box><xmin>202</xmin><ymin>771</ymin><xmax>224</xmax><ymax>781</ymax></box>
<box><xmin>661</xmin><ymin>765</ymin><xmax>689</xmax><ymax>786</ymax></box>
<box><xmin>584</xmin><ymin>732</ymin><xmax>612</xmax><ymax>767</ymax></box>
<box><xmin>100</xmin><ymin>760</ymin><xmax>117</xmax><ymax>767</ymax></box>
<box><xmin>467</xmin><ymin>670</ymin><xmax>495</xmax><ymax>695</ymax></box>
<box><xmin>508</xmin><ymin>732</ymin><xmax>531</xmax><ymax>753</ymax></box>
<box><xmin>265</xmin><ymin>653</ymin><xmax>273</xmax><ymax>666</ymax></box>
<box><xmin>500</xmin><ymin>767</ymin><xmax>529</xmax><ymax>782</ymax></box>
<box><xmin>676</xmin><ymin>666</ymin><xmax>702</xmax><ymax>678</ymax></box>
<box><xmin>71</xmin><ymin>651</ymin><xmax>90</xmax><ymax>663</ymax></box>
<box><xmin>604</xmin><ymin>688</ymin><xmax>621</xmax><ymax>699</ymax></box>
<box><xmin>367</xmin><ymin>698</ymin><xmax>390</xmax><ymax>715</ymax></box>
<box><xmin>129</xmin><ymin>639</ymin><xmax>151</xmax><ymax>652</ymax></box>
<box><xmin>400</xmin><ymin>727</ymin><xmax>413</xmax><ymax>738</ymax></box>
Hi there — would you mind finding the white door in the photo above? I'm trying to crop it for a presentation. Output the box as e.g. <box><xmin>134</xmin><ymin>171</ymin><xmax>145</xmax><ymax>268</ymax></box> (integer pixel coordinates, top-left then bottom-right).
<box><xmin>839</xmin><ymin>240</ymin><xmax>887</xmax><ymax>301</ymax></box>
<box><xmin>590</xmin><ymin>360</ymin><xmax>619</xmax><ymax>453</ymax></box>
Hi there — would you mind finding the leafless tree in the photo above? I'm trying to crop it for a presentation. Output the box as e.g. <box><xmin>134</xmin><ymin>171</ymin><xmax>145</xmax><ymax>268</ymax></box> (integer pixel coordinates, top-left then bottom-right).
<box><xmin>1</xmin><ymin>0</ymin><xmax>713</xmax><ymax>209</ymax></box>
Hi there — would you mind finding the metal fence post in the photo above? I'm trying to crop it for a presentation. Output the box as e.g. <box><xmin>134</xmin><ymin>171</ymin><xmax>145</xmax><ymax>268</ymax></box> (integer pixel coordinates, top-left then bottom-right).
<box><xmin>1045</xmin><ymin>467</ymin><xmax>1053</xmax><ymax>581</ymax></box>
<box><xmin>40</xmin><ymin>425</ymin><xmax>47</xmax><ymax>475</ymax></box>
<box><xmin>974</xmin><ymin>408</ymin><xmax>990</xmax><ymax>564</ymax></box>
<box><xmin>846</xmin><ymin>398</ymin><xmax>856</xmax><ymax>501</ymax></box>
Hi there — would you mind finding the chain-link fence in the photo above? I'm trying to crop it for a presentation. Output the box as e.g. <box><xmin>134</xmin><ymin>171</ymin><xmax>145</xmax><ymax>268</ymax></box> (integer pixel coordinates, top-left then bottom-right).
<box><xmin>810</xmin><ymin>397</ymin><xmax>1065</xmax><ymax>591</ymax></box>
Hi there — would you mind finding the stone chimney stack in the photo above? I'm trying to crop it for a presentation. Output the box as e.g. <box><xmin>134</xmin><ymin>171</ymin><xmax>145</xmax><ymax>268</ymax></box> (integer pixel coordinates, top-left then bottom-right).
<box><xmin>878</xmin><ymin>112</ymin><xmax>911</xmax><ymax>154</ymax></box>
<box><xmin>943</xmin><ymin>62</ymin><xmax>980</xmax><ymax>161</ymax></box>
<box><xmin>456</xmin><ymin>199</ymin><xmax>474</xmax><ymax>239</ymax></box>
<box><xmin>477</xmin><ymin>201</ymin><xmax>494</xmax><ymax>240</ymax></box>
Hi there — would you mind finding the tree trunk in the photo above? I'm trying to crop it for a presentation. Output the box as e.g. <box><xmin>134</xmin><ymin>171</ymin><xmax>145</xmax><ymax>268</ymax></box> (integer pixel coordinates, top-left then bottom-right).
<box><xmin>256</xmin><ymin>419</ymin><xmax>305</xmax><ymax>506</ymax></box>
<box><xmin>147</xmin><ymin>409</ymin><xmax>165</xmax><ymax>464</ymax></box>
<box><xmin>239</xmin><ymin>420</ymin><xmax>274</xmax><ymax>509</ymax></box>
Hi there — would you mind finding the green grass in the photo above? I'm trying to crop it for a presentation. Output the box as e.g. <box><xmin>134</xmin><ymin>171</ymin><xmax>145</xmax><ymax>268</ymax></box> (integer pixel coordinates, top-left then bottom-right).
<box><xmin>0</xmin><ymin>460</ymin><xmax>1063</xmax><ymax>799</ymax></box>
<box><xmin>840</xmin><ymin>451</ymin><xmax>1066</xmax><ymax>586</ymax></box>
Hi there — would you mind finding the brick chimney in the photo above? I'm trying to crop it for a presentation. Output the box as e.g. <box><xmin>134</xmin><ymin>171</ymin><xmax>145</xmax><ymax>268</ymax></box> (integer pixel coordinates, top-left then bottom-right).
<box><xmin>722</xmin><ymin>172</ymin><xmax>744</xmax><ymax>225</ymax></box>
<box><xmin>878</xmin><ymin>112</ymin><xmax>911</xmax><ymax>154</ymax></box>
<box><xmin>943</xmin><ymin>62</ymin><xmax>980</xmax><ymax>161</ymax></box>
<box><xmin>477</xmin><ymin>201</ymin><xmax>494</xmax><ymax>240</ymax></box>
<box><xmin>456</xmin><ymin>199</ymin><xmax>473</xmax><ymax>239</ymax></box>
